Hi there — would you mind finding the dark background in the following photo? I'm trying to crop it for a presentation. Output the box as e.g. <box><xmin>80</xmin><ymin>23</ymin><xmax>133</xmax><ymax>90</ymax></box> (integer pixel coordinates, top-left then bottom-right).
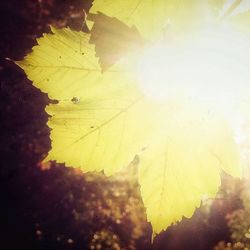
<box><xmin>0</xmin><ymin>1</ymin><xmax>243</xmax><ymax>249</ymax></box>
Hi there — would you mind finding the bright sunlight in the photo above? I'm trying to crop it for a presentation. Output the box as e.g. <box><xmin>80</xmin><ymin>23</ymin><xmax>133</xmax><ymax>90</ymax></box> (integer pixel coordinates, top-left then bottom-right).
<box><xmin>137</xmin><ymin>24</ymin><xmax>250</xmax><ymax>114</ymax></box>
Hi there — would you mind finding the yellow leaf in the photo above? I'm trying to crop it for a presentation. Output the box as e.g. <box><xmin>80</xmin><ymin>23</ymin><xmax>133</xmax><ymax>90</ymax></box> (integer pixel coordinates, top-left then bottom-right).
<box><xmin>16</xmin><ymin>26</ymin><xmax>102</xmax><ymax>100</ymax></box>
<box><xmin>88</xmin><ymin>0</ymin><xmax>207</xmax><ymax>39</ymax></box>
<box><xmin>16</xmin><ymin>26</ymin><xmax>156</xmax><ymax>175</ymax></box>
<box><xmin>45</xmin><ymin>88</ymin><xmax>163</xmax><ymax>176</ymax></box>
<box><xmin>15</xmin><ymin>2</ymin><xmax>244</xmax><ymax>238</ymax></box>
<box><xmin>139</xmin><ymin>104</ymin><xmax>242</xmax><ymax>236</ymax></box>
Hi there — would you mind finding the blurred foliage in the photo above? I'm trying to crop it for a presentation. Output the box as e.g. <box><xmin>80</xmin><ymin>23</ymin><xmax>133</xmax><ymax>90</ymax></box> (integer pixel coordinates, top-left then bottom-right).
<box><xmin>214</xmin><ymin>181</ymin><xmax>250</xmax><ymax>250</ymax></box>
<box><xmin>28</xmin><ymin>162</ymin><xmax>151</xmax><ymax>250</ymax></box>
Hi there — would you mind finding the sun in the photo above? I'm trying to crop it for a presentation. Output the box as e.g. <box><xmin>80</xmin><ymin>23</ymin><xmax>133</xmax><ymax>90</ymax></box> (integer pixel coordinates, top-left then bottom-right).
<box><xmin>136</xmin><ymin>24</ymin><xmax>250</xmax><ymax>114</ymax></box>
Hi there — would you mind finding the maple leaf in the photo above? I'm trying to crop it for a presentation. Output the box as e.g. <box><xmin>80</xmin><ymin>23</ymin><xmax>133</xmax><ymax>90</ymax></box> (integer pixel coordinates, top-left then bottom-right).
<box><xmin>16</xmin><ymin>0</ymin><xmax>247</xmax><ymax>239</ymax></box>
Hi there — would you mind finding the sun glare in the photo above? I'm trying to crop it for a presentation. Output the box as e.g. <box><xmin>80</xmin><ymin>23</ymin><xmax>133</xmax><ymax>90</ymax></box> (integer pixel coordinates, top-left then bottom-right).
<box><xmin>137</xmin><ymin>25</ymin><xmax>250</xmax><ymax>114</ymax></box>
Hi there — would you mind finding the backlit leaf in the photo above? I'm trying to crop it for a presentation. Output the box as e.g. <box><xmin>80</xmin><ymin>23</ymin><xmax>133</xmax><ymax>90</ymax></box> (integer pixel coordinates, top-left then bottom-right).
<box><xmin>16</xmin><ymin>0</ymin><xmax>244</xmax><ymax>239</ymax></box>
<box><xmin>88</xmin><ymin>0</ymin><xmax>207</xmax><ymax>39</ymax></box>
<box><xmin>45</xmin><ymin>88</ymin><xmax>163</xmax><ymax>176</ymax></box>
<box><xmin>17</xmin><ymin>26</ymin><xmax>157</xmax><ymax>176</ymax></box>
<box><xmin>16</xmin><ymin>27</ymin><xmax>101</xmax><ymax>100</ymax></box>
<box><xmin>139</xmin><ymin>104</ymin><xmax>242</xmax><ymax>235</ymax></box>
